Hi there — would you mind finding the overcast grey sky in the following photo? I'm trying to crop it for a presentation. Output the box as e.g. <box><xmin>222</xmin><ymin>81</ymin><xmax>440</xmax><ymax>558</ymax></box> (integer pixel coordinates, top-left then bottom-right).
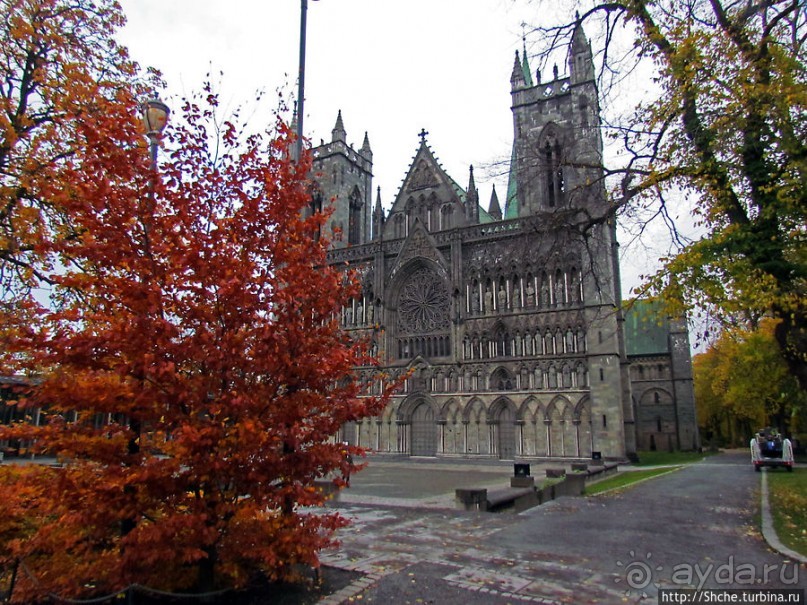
<box><xmin>116</xmin><ymin>1</ymin><xmax>549</xmax><ymax>200</ymax></box>
<box><xmin>115</xmin><ymin>0</ymin><xmax>679</xmax><ymax>297</ymax></box>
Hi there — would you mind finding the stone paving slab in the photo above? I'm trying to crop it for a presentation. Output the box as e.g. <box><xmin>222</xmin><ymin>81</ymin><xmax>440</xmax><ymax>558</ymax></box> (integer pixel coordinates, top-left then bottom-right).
<box><xmin>315</xmin><ymin>452</ymin><xmax>804</xmax><ymax>605</ymax></box>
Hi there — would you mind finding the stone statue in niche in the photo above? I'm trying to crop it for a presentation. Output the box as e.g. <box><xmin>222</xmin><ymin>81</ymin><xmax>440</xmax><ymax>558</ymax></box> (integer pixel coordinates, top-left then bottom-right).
<box><xmin>484</xmin><ymin>287</ymin><xmax>493</xmax><ymax>313</ymax></box>
<box><xmin>526</xmin><ymin>283</ymin><xmax>536</xmax><ymax>307</ymax></box>
<box><xmin>497</xmin><ymin>285</ymin><xmax>507</xmax><ymax>312</ymax></box>
<box><xmin>367</xmin><ymin>303</ymin><xmax>374</xmax><ymax>323</ymax></box>
<box><xmin>512</xmin><ymin>284</ymin><xmax>521</xmax><ymax>309</ymax></box>
<box><xmin>471</xmin><ymin>288</ymin><xmax>480</xmax><ymax>313</ymax></box>
<box><xmin>356</xmin><ymin>302</ymin><xmax>363</xmax><ymax>325</ymax></box>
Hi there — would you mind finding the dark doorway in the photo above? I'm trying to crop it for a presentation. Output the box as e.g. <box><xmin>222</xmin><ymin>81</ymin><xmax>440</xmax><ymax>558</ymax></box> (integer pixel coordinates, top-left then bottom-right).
<box><xmin>410</xmin><ymin>401</ymin><xmax>436</xmax><ymax>456</ymax></box>
<box><xmin>497</xmin><ymin>405</ymin><xmax>516</xmax><ymax>459</ymax></box>
<box><xmin>341</xmin><ymin>421</ymin><xmax>357</xmax><ymax>445</ymax></box>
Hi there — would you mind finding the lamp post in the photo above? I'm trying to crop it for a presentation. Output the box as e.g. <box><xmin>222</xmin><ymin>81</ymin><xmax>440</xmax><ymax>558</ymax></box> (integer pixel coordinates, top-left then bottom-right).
<box><xmin>121</xmin><ymin>98</ymin><xmax>170</xmax><ymax>539</ymax></box>
<box><xmin>296</xmin><ymin>0</ymin><xmax>318</xmax><ymax>161</ymax></box>
<box><xmin>141</xmin><ymin>96</ymin><xmax>170</xmax><ymax>169</ymax></box>
<box><xmin>138</xmin><ymin>96</ymin><xmax>169</xmax><ymax>248</ymax></box>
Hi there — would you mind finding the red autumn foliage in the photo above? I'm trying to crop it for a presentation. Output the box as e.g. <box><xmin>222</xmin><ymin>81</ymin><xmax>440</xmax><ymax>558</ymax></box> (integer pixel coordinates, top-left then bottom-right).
<box><xmin>0</xmin><ymin>84</ymin><xmax>391</xmax><ymax>601</ymax></box>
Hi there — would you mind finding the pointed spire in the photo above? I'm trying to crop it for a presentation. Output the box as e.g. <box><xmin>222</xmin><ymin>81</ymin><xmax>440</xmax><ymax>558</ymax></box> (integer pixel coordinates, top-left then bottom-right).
<box><xmin>372</xmin><ymin>186</ymin><xmax>385</xmax><ymax>240</ymax></box>
<box><xmin>332</xmin><ymin>109</ymin><xmax>346</xmax><ymax>143</ymax></box>
<box><xmin>571</xmin><ymin>16</ymin><xmax>590</xmax><ymax>54</ymax></box>
<box><xmin>569</xmin><ymin>17</ymin><xmax>595</xmax><ymax>83</ymax></box>
<box><xmin>488</xmin><ymin>185</ymin><xmax>502</xmax><ymax>221</ymax></box>
<box><xmin>510</xmin><ymin>50</ymin><xmax>526</xmax><ymax>90</ymax></box>
<box><xmin>374</xmin><ymin>186</ymin><xmax>383</xmax><ymax>214</ymax></box>
<box><xmin>521</xmin><ymin>38</ymin><xmax>534</xmax><ymax>87</ymax></box>
<box><xmin>360</xmin><ymin>131</ymin><xmax>373</xmax><ymax>162</ymax></box>
<box><xmin>466</xmin><ymin>165</ymin><xmax>479</xmax><ymax>223</ymax></box>
<box><xmin>504</xmin><ymin>142</ymin><xmax>519</xmax><ymax>220</ymax></box>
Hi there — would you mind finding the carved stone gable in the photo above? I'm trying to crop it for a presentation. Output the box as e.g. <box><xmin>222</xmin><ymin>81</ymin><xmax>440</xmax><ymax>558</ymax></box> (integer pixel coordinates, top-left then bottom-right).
<box><xmin>390</xmin><ymin>221</ymin><xmax>448</xmax><ymax>278</ymax></box>
<box><xmin>406</xmin><ymin>159</ymin><xmax>440</xmax><ymax>192</ymax></box>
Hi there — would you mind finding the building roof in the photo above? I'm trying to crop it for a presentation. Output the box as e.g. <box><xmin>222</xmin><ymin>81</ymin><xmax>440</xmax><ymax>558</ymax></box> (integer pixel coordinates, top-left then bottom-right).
<box><xmin>624</xmin><ymin>300</ymin><xmax>671</xmax><ymax>356</ymax></box>
<box><xmin>504</xmin><ymin>142</ymin><xmax>519</xmax><ymax>219</ymax></box>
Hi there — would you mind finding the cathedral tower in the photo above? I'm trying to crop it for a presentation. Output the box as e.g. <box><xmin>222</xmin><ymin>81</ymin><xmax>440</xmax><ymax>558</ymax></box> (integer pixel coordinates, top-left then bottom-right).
<box><xmin>311</xmin><ymin>111</ymin><xmax>374</xmax><ymax>247</ymax></box>
<box><xmin>312</xmin><ymin>23</ymin><xmax>695</xmax><ymax>460</ymax></box>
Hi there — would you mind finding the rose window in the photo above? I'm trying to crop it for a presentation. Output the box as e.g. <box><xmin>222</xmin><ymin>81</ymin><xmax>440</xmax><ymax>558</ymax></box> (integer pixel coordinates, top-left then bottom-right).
<box><xmin>397</xmin><ymin>268</ymin><xmax>450</xmax><ymax>335</ymax></box>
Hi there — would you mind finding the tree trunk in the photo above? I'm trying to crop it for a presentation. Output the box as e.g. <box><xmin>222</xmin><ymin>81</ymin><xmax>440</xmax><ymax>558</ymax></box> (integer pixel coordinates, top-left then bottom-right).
<box><xmin>773</xmin><ymin>306</ymin><xmax>807</xmax><ymax>392</ymax></box>
<box><xmin>196</xmin><ymin>544</ymin><xmax>217</xmax><ymax>597</ymax></box>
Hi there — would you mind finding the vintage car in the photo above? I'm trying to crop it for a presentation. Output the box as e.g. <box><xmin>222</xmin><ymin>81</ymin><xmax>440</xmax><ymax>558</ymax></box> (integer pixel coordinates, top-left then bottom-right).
<box><xmin>750</xmin><ymin>428</ymin><xmax>794</xmax><ymax>472</ymax></box>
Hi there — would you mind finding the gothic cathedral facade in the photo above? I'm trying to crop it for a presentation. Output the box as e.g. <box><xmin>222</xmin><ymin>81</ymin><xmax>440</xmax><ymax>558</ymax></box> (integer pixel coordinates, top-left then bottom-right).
<box><xmin>310</xmin><ymin>24</ymin><xmax>698</xmax><ymax>460</ymax></box>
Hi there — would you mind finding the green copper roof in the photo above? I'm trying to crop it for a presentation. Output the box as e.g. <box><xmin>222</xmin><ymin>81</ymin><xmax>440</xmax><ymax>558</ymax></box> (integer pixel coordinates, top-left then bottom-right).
<box><xmin>504</xmin><ymin>142</ymin><xmax>519</xmax><ymax>219</ymax></box>
<box><xmin>624</xmin><ymin>300</ymin><xmax>671</xmax><ymax>356</ymax></box>
<box><xmin>521</xmin><ymin>42</ymin><xmax>534</xmax><ymax>87</ymax></box>
<box><xmin>447</xmin><ymin>175</ymin><xmax>467</xmax><ymax>204</ymax></box>
<box><xmin>479</xmin><ymin>206</ymin><xmax>494</xmax><ymax>224</ymax></box>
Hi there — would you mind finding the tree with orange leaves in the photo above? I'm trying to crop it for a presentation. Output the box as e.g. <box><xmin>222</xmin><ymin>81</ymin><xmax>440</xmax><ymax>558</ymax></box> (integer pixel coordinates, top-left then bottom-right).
<box><xmin>0</xmin><ymin>74</ymin><xmax>390</xmax><ymax>604</ymax></box>
<box><xmin>0</xmin><ymin>0</ymin><xmax>158</xmax><ymax>312</ymax></box>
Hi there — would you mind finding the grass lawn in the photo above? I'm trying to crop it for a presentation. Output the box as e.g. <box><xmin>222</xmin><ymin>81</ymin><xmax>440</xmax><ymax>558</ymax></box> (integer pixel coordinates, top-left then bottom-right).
<box><xmin>633</xmin><ymin>450</ymin><xmax>716</xmax><ymax>467</ymax></box>
<box><xmin>584</xmin><ymin>466</ymin><xmax>682</xmax><ymax>496</ymax></box>
<box><xmin>767</xmin><ymin>467</ymin><xmax>807</xmax><ymax>557</ymax></box>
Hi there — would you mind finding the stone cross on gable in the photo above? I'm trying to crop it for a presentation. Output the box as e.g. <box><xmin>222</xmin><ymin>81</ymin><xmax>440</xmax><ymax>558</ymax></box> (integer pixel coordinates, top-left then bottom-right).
<box><xmin>419</xmin><ymin>128</ymin><xmax>429</xmax><ymax>144</ymax></box>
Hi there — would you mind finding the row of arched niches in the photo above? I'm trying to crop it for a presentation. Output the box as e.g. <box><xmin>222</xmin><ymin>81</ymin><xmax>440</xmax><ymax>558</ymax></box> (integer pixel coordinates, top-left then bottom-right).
<box><xmin>464</xmin><ymin>268</ymin><xmax>584</xmax><ymax>315</ymax></box>
<box><xmin>339</xmin><ymin>266</ymin><xmax>586</xmax><ymax>328</ymax></box>
<box><xmin>359</xmin><ymin>360</ymin><xmax>591</xmax><ymax>396</ymax></box>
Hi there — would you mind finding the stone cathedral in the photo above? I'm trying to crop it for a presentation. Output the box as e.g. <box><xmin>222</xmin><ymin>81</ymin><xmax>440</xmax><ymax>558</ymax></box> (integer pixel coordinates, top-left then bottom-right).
<box><xmin>308</xmin><ymin>24</ymin><xmax>699</xmax><ymax>460</ymax></box>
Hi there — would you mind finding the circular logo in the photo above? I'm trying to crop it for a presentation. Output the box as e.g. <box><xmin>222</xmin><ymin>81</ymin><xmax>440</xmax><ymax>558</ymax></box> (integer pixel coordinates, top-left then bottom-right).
<box><xmin>615</xmin><ymin>550</ymin><xmax>663</xmax><ymax>597</ymax></box>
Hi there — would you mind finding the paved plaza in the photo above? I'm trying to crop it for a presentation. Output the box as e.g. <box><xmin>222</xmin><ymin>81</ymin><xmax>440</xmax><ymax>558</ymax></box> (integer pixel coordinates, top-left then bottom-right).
<box><xmin>316</xmin><ymin>452</ymin><xmax>806</xmax><ymax>604</ymax></box>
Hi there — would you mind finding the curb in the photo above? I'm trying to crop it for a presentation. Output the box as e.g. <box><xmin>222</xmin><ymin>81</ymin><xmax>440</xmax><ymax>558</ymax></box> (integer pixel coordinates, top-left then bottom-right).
<box><xmin>585</xmin><ymin>465</ymin><xmax>683</xmax><ymax>496</ymax></box>
<box><xmin>759</xmin><ymin>471</ymin><xmax>807</xmax><ymax>564</ymax></box>
<box><xmin>316</xmin><ymin>571</ymin><xmax>384</xmax><ymax>605</ymax></box>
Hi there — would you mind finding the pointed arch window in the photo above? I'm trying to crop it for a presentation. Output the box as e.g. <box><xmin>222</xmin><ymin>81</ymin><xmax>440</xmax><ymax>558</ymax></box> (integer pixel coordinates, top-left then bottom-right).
<box><xmin>348</xmin><ymin>187</ymin><xmax>363</xmax><ymax>245</ymax></box>
<box><xmin>493</xmin><ymin>323</ymin><xmax>511</xmax><ymax>357</ymax></box>
<box><xmin>543</xmin><ymin>140</ymin><xmax>565</xmax><ymax>207</ymax></box>
<box><xmin>440</xmin><ymin>204</ymin><xmax>453</xmax><ymax>230</ymax></box>
<box><xmin>490</xmin><ymin>367</ymin><xmax>514</xmax><ymax>391</ymax></box>
<box><xmin>394</xmin><ymin>213</ymin><xmax>406</xmax><ymax>238</ymax></box>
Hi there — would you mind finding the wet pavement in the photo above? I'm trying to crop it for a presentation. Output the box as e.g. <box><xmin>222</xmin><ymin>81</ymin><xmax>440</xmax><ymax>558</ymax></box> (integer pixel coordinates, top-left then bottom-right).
<box><xmin>316</xmin><ymin>452</ymin><xmax>806</xmax><ymax>604</ymax></box>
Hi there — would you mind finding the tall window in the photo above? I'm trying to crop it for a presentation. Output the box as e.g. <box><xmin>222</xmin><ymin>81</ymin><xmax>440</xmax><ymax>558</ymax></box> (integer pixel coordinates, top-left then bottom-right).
<box><xmin>309</xmin><ymin>192</ymin><xmax>323</xmax><ymax>241</ymax></box>
<box><xmin>394</xmin><ymin>214</ymin><xmax>405</xmax><ymax>238</ymax></box>
<box><xmin>543</xmin><ymin>140</ymin><xmax>565</xmax><ymax>207</ymax></box>
<box><xmin>348</xmin><ymin>187</ymin><xmax>362</xmax><ymax>245</ymax></box>
<box><xmin>440</xmin><ymin>204</ymin><xmax>452</xmax><ymax>230</ymax></box>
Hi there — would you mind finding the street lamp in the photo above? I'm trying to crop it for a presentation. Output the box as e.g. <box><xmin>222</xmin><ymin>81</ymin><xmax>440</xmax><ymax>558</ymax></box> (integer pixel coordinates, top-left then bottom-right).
<box><xmin>296</xmin><ymin>0</ymin><xmax>318</xmax><ymax>162</ymax></box>
<box><xmin>141</xmin><ymin>96</ymin><xmax>170</xmax><ymax>168</ymax></box>
<box><xmin>122</xmin><ymin>96</ymin><xmax>169</xmax><ymax>498</ymax></box>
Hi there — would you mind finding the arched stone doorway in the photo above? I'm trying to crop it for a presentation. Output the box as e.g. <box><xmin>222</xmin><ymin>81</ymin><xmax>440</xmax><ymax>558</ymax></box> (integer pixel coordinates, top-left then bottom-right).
<box><xmin>410</xmin><ymin>401</ymin><xmax>436</xmax><ymax>456</ymax></box>
<box><xmin>340</xmin><ymin>421</ymin><xmax>357</xmax><ymax>445</ymax></box>
<box><xmin>493</xmin><ymin>400</ymin><xmax>517</xmax><ymax>460</ymax></box>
